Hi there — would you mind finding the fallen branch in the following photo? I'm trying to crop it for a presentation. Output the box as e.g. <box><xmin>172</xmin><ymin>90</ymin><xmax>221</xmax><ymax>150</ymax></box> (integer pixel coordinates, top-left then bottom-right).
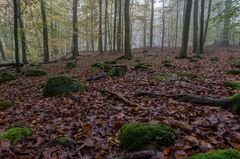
<box><xmin>111</xmin><ymin>150</ymin><xmax>155</xmax><ymax>159</ymax></box>
<box><xmin>87</xmin><ymin>72</ymin><xmax>108</xmax><ymax>81</ymax></box>
<box><xmin>135</xmin><ymin>92</ymin><xmax>240</xmax><ymax>113</ymax></box>
<box><xmin>98</xmin><ymin>89</ymin><xmax>144</xmax><ymax>109</ymax></box>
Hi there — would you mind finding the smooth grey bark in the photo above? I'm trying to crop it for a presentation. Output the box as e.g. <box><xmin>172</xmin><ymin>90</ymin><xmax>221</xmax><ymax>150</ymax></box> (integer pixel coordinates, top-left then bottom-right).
<box><xmin>117</xmin><ymin>0</ymin><xmax>122</xmax><ymax>52</ymax></box>
<box><xmin>192</xmin><ymin>0</ymin><xmax>199</xmax><ymax>53</ymax></box>
<box><xmin>0</xmin><ymin>38</ymin><xmax>7</xmax><ymax>61</ymax></box>
<box><xmin>124</xmin><ymin>0</ymin><xmax>132</xmax><ymax>58</ymax></box>
<box><xmin>175</xmin><ymin>0</ymin><xmax>179</xmax><ymax>48</ymax></box>
<box><xmin>13</xmin><ymin>0</ymin><xmax>20</xmax><ymax>72</ymax></box>
<box><xmin>72</xmin><ymin>0</ymin><xmax>79</xmax><ymax>58</ymax></box>
<box><xmin>221</xmin><ymin>0</ymin><xmax>232</xmax><ymax>46</ymax></box>
<box><xmin>98</xmin><ymin>0</ymin><xmax>103</xmax><ymax>53</ymax></box>
<box><xmin>161</xmin><ymin>1</ymin><xmax>165</xmax><ymax>51</ymax></box>
<box><xmin>198</xmin><ymin>0</ymin><xmax>205</xmax><ymax>54</ymax></box>
<box><xmin>104</xmin><ymin>0</ymin><xmax>108</xmax><ymax>51</ymax></box>
<box><xmin>203</xmin><ymin>0</ymin><xmax>212</xmax><ymax>47</ymax></box>
<box><xmin>113</xmin><ymin>0</ymin><xmax>117</xmax><ymax>52</ymax></box>
<box><xmin>150</xmin><ymin>0</ymin><xmax>154</xmax><ymax>48</ymax></box>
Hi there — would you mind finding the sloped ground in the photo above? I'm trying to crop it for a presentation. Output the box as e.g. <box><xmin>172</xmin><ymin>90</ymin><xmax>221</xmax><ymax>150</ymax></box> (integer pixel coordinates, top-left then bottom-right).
<box><xmin>0</xmin><ymin>47</ymin><xmax>240</xmax><ymax>158</ymax></box>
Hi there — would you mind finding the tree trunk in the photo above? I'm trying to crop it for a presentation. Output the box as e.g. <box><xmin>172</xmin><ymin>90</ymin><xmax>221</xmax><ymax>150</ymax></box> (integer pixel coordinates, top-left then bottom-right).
<box><xmin>198</xmin><ymin>0</ymin><xmax>205</xmax><ymax>54</ymax></box>
<box><xmin>113</xmin><ymin>0</ymin><xmax>117</xmax><ymax>52</ymax></box>
<box><xmin>117</xmin><ymin>0</ymin><xmax>122</xmax><ymax>52</ymax></box>
<box><xmin>98</xmin><ymin>0</ymin><xmax>103</xmax><ymax>53</ymax></box>
<box><xmin>203</xmin><ymin>0</ymin><xmax>212</xmax><ymax>47</ymax></box>
<box><xmin>174</xmin><ymin>0</ymin><xmax>179</xmax><ymax>49</ymax></box>
<box><xmin>221</xmin><ymin>0</ymin><xmax>232</xmax><ymax>46</ymax></box>
<box><xmin>179</xmin><ymin>0</ymin><xmax>192</xmax><ymax>58</ymax></box>
<box><xmin>124</xmin><ymin>0</ymin><xmax>132</xmax><ymax>58</ymax></box>
<box><xmin>40</xmin><ymin>0</ymin><xmax>49</xmax><ymax>63</ymax></box>
<box><xmin>0</xmin><ymin>38</ymin><xmax>7</xmax><ymax>61</ymax></box>
<box><xmin>161</xmin><ymin>1</ymin><xmax>165</xmax><ymax>51</ymax></box>
<box><xmin>13</xmin><ymin>0</ymin><xmax>20</xmax><ymax>73</ymax></box>
<box><xmin>150</xmin><ymin>0</ymin><xmax>154</xmax><ymax>48</ymax></box>
<box><xmin>104</xmin><ymin>0</ymin><xmax>108</xmax><ymax>51</ymax></box>
<box><xmin>192</xmin><ymin>0</ymin><xmax>199</xmax><ymax>53</ymax></box>
<box><xmin>72</xmin><ymin>0</ymin><xmax>79</xmax><ymax>58</ymax></box>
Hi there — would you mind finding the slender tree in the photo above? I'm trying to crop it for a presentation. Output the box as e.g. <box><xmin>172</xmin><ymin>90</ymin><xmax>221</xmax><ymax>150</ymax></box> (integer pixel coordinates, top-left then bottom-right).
<box><xmin>192</xmin><ymin>0</ymin><xmax>199</xmax><ymax>53</ymax></box>
<box><xmin>40</xmin><ymin>0</ymin><xmax>49</xmax><ymax>62</ymax></box>
<box><xmin>117</xmin><ymin>0</ymin><xmax>122</xmax><ymax>52</ymax></box>
<box><xmin>124</xmin><ymin>0</ymin><xmax>132</xmax><ymax>58</ymax></box>
<box><xmin>98</xmin><ymin>0</ymin><xmax>103</xmax><ymax>53</ymax></box>
<box><xmin>104</xmin><ymin>0</ymin><xmax>108</xmax><ymax>51</ymax></box>
<box><xmin>221</xmin><ymin>0</ymin><xmax>232</xmax><ymax>46</ymax></box>
<box><xmin>150</xmin><ymin>0</ymin><xmax>154</xmax><ymax>48</ymax></box>
<box><xmin>198</xmin><ymin>0</ymin><xmax>205</xmax><ymax>54</ymax></box>
<box><xmin>72</xmin><ymin>0</ymin><xmax>79</xmax><ymax>58</ymax></box>
<box><xmin>0</xmin><ymin>38</ymin><xmax>7</xmax><ymax>61</ymax></box>
<box><xmin>203</xmin><ymin>0</ymin><xmax>212</xmax><ymax>47</ymax></box>
<box><xmin>174</xmin><ymin>0</ymin><xmax>179</xmax><ymax>48</ymax></box>
<box><xmin>179</xmin><ymin>0</ymin><xmax>193</xmax><ymax>58</ymax></box>
<box><xmin>113</xmin><ymin>0</ymin><xmax>117</xmax><ymax>52</ymax></box>
<box><xmin>13</xmin><ymin>0</ymin><xmax>20</xmax><ymax>72</ymax></box>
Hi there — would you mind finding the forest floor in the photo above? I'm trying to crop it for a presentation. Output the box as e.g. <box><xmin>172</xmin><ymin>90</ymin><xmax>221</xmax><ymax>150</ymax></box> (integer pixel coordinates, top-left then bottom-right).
<box><xmin>0</xmin><ymin>47</ymin><xmax>240</xmax><ymax>159</ymax></box>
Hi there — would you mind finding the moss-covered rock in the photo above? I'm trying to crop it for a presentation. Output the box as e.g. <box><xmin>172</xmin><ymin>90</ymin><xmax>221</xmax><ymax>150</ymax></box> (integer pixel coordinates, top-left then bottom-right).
<box><xmin>228</xmin><ymin>94</ymin><xmax>240</xmax><ymax>113</ymax></box>
<box><xmin>0</xmin><ymin>73</ymin><xmax>16</xmax><ymax>84</ymax></box>
<box><xmin>224</xmin><ymin>81</ymin><xmax>240</xmax><ymax>90</ymax></box>
<box><xmin>55</xmin><ymin>136</ymin><xmax>76</xmax><ymax>147</ymax></box>
<box><xmin>156</xmin><ymin>73</ymin><xmax>173</xmax><ymax>81</ymax></box>
<box><xmin>161</xmin><ymin>59</ymin><xmax>172</xmax><ymax>67</ymax></box>
<box><xmin>227</xmin><ymin>69</ymin><xmax>240</xmax><ymax>75</ymax></box>
<box><xmin>119</xmin><ymin>123</ymin><xmax>178</xmax><ymax>152</ymax></box>
<box><xmin>134</xmin><ymin>63</ymin><xmax>152</xmax><ymax>70</ymax></box>
<box><xmin>189</xmin><ymin>149</ymin><xmax>240</xmax><ymax>159</ymax></box>
<box><xmin>0</xmin><ymin>100</ymin><xmax>14</xmax><ymax>110</ymax></box>
<box><xmin>43</xmin><ymin>75</ymin><xmax>84</xmax><ymax>97</ymax></box>
<box><xmin>26</xmin><ymin>69</ymin><xmax>47</xmax><ymax>77</ymax></box>
<box><xmin>177</xmin><ymin>72</ymin><xmax>199</xmax><ymax>80</ymax></box>
<box><xmin>0</xmin><ymin>127</ymin><xmax>32</xmax><ymax>144</ymax></box>
<box><xmin>107</xmin><ymin>66</ymin><xmax>127</xmax><ymax>77</ymax></box>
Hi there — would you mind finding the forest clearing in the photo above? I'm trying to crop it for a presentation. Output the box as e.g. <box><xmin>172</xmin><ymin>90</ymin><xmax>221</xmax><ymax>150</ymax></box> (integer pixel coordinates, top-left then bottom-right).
<box><xmin>0</xmin><ymin>0</ymin><xmax>240</xmax><ymax>158</ymax></box>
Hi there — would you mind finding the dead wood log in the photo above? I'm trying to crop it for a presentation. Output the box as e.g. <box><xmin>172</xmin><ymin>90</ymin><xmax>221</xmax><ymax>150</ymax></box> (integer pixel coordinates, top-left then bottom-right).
<box><xmin>136</xmin><ymin>92</ymin><xmax>240</xmax><ymax>113</ymax></box>
<box><xmin>87</xmin><ymin>72</ymin><xmax>108</xmax><ymax>81</ymax></box>
<box><xmin>98</xmin><ymin>89</ymin><xmax>144</xmax><ymax>109</ymax></box>
<box><xmin>111</xmin><ymin>150</ymin><xmax>155</xmax><ymax>159</ymax></box>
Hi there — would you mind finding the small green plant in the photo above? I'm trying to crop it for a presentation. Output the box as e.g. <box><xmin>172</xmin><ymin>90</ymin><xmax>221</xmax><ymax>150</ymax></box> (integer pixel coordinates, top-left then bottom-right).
<box><xmin>224</xmin><ymin>81</ymin><xmax>240</xmax><ymax>90</ymax></box>
<box><xmin>189</xmin><ymin>149</ymin><xmax>240</xmax><ymax>159</ymax></box>
<box><xmin>120</xmin><ymin>123</ymin><xmax>178</xmax><ymax>152</ymax></box>
<box><xmin>27</xmin><ymin>63</ymin><xmax>41</xmax><ymax>69</ymax></box>
<box><xmin>227</xmin><ymin>69</ymin><xmax>240</xmax><ymax>75</ymax></box>
<box><xmin>177</xmin><ymin>72</ymin><xmax>199</xmax><ymax>80</ymax></box>
<box><xmin>43</xmin><ymin>75</ymin><xmax>84</xmax><ymax>97</ymax></box>
<box><xmin>0</xmin><ymin>100</ymin><xmax>14</xmax><ymax>110</ymax></box>
<box><xmin>161</xmin><ymin>59</ymin><xmax>172</xmax><ymax>67</ymax></box>
<box><xmin>0</xmin><ymin>73</ymin><xmax>16</xmax><ymax>84</ymax></box>
<box><xmin>107</xmin><ymin>66</ymin><xmax>127</xmax><ymax>77</ymax></box>
<box><xmin>156</xmin><ymin>73</ymin><xmax>173</xmax><ymax>81</ymax></box>
<box><xmin>232</xmin><ymin>61</ymin><xmax>240</xmax><ymax>68</ymax></box>
<box><xmin>134</xmin><ymin>63</ymin><xmax>152</xmax><ymax>70</ymax></box>
<box><xmin>188</xmin><ymin>58</ymin><xmax>199</xmax><ymax>63</ymax></box>
<box><xmin>26</xmin><ymin>69</ymin><xmax>47</xmax><ymax>76</ymax></box>
<box><xmin>228</xmin><ymin>94</ymin><xmax>240</xmax><ymax>113</ymax></box>
<box><xmin>55</xmin><ymin>136</ymin><xmax>76</xmax><ymax>147</ymax></box>
<box><xmin>67</xmin><ymin>61</ymin><xmax>77</xmax><ymax>69</ymax></box>
<box><xmin>91</xmin><ymin>61</ymin><xmax>111</xmax><ymax>71</ymax></box>
<box><xmin>0</xmin><ymin>127</ymin><xmax>32</xmax><ymax>144</ymax></box>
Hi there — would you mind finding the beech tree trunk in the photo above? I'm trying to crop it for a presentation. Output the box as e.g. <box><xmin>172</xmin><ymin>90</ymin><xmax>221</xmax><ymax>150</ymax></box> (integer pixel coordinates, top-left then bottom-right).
<box><xmin>192</xmin><ymin>0</ymin><xmax>199</xmax><ymax>53</ymax></box>
<box><xmin>0</xmin><ymin>38</ymin><xmax>7</xmax><ymax>61</ymax></box>
<box><xmin>72</xmin><ymin>0</ymin><xmax>79</xmax><ymax>58</ymax></box>
<box><xmin>13</xmin><ymin>0</ymin><xmax>20</xmax><ymax>73</ymax></box>
<box><xmin>98</xmin><ymin>0</ymin><xmax>103</xmax><ymax>53</ymax></box>
<box><xmin>221</xmin><ymin>0</ymin><xmax>232</xmax><ymax>46</ymax></box>
<box><xmin>203</xmin><ymin>0</ymin><xmax>212</xmax><ymax>47</ymax></box>
<box><xmin>198</xmin><ymin>0</ymin><xmax>205</xmax><ymax>54</ymax></box>
<box><xmin>117</xmin><ymin>0</ymin><xmax>122</xmax><ymax>52</ymax></box>
<box><xmin>40</xmin><ymin>0</ymin><xmax>50</xmax><ymax>63</ymax></box>
<box><xmin>113</xmin><ymin>0</ymin><xmax>117</xmax><ymax>52</ymax></box>
<box><xmin>150</xmin><ymin>0</ymin><xmax>154</xmax><ymax>48</ymax></box>
<box><xmin>124</xmin><ymin>0</ymin><xmax>132</xmax><ymax>58</ymax></box>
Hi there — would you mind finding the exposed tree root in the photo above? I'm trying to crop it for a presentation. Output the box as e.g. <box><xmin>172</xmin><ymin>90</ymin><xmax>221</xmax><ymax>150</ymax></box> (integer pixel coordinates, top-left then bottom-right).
<box><xmin>98</xmin><ymin>89</ymin><xmax>144</xmax><ymax>109</ymax></box>
<box><xmin>135</xmin><ymin>92</ymin><xmax>240</xmax><ymax>113</ymax></box>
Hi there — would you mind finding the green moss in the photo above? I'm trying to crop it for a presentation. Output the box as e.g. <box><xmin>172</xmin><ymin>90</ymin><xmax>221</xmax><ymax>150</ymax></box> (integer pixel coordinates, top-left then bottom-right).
<box><xmin>189</xmin><ymin>149</ymin><xmax>240</xmax><ymax>159</ymax></box>
<box><xmin>0</xmin><ymin>73</ymin><xmax>16</xmax><ymax>84</ymax></box>
<box><xmin>228</xmin><ymin>94</ymin><xmax>240</xmax><ymax>113</ymax></box>
<box><xmin>91</xmin><ymin>61</ymin><xmax>111</xmax><ymax>71</ymax></box>
<box><xmin>177</xmin><ymin>72</ymin><xmax>199</xmax><ymax>80</ymax></box>
<box><xmin>210</xmin><ymin>57</ymin><xmax>219</xmax><ymax>62</ymax></box>
<box><xmin>119</xmin><ymin>123</ymin><xmax>178</xmax><ymax>152</ymax></box>
<box><xmin>227</xmin><ymin>69</ymin><xmax>240</xmax><ymax>75</ymax></box>
<box><xmin>135</xmin><ymin>63</ymin><xmax>152</xmax><ymax>70</ymax></box>
<box><xmin>156</xmin><ymin>73</ymin><xmax>173</xmax><ymax>81</ymax></box>
<box><xmin>67</xmin><ymin>61</ymin><xmax>77</xmax><ymax>69</ymax></box>
<box><xmin>0</xmin><ymin>127</ymin><xmax>32</xmax><ymax>145</ymax></box>
<box><xmin>107</xmin><ymin>66</ymin><xmax>127</xmax><ymax>77</ymax></box>
<box><xmin>224</xmin><ymin>81</ymin><xmax>240</xmax><ymax>90</ymax></box>
<box><xmin>188</xmin><ymin>58</ymin><xmax>199</xmax><ymax>63</ymax></box>
<box><xmin>27</xmin><ymin>63</ymin><xmax>41</xmax><ymax>69</ymax></box>
<box><xmin>55</xmin><ymin>136</ymin><xmax>75</xmax><ymax>146</ymax></box>
<box><xmin>43</xmin><ymin>75</ymin><xmax>84</xmax><ymax>97</ymax></box>
<box><xmin>26</xmin><ymin>69</ymin><xmax>47</xmax><ymax>76</ymax></box>
<box><xmin>0</xmin><ymin>100</ymin><xmax>14</xmax><ymax>110</ymax></box>
<box><xmin>161</xmin><ymin>59</ymin><xmax>172</xmax><ymax>67</ymax></box>
<box><xmin>116</xmin><ymin>56</ymin><xmax>132</xmax><ymax>61</ymax></box>
<box><xmin>232</xmin><ymin>61</ymin><xmax>240</xmax><ymax>68</ymax></box>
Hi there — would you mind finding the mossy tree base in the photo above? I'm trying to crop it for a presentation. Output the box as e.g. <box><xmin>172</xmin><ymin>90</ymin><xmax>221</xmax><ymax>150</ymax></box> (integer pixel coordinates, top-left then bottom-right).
<box><xmin>120</xmin><ymin>123</ymin><xmax>178</xmax><ymax>152</ymax></box>
<box><xmin>189</xmin><ymin>149</ymin><xmax>240</xmax><ymax>159</ymax></box>
<box><xmin>134</xmin><ymin>63</ymin><xmax>152</xmax><ymax>70</ymax></box>
<box><xmin>43</xmin><ymin>75</ymin><xmax>84</xmax><ymax>97</ymax></box>
<box><xmin>0</xmin><ymin>127</ymin><xmax>32</xmax><ymax>144</ymax></box>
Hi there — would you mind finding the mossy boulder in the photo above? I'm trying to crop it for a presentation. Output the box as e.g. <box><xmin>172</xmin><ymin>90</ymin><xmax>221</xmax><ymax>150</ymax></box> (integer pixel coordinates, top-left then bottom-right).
<box><xmin>55</xmin><ymin>136</ymin><xmax>76</xmax><ymax>147</ymax></box>
<box><xmin>228</xmin><ymin>94</ymin><xmax>240</xmax><ymax>113</ymax></box>
<box><xmin>227</xmin><ymin>69</ymin><xmax>240</xmax><ymax>75</ymax></box>
<box><xmin>107</xmin><ymin>66</ymin><xmax>127</xmax><ymax>77</ymax></box>
<box><xmin>189</xmin><ymin>149</ymin><xmax>240</xmax><ymax>159</ymax></box>
<box><xmin>161</xmin><ymin>59</ymin><xmax>172</xmax><ymax>67</ymax></box>
<box><xmin>156</xmin><ymin>73</ymin><xmax>173</xmax><ymax>81</ymax></box>
<box><xmin>135</xmin><ymin>63</ymin><xmax>152</xmax><ymax>70</ymax></box>
<box><xmin>26</xmin><ymin>69</ymin><xmax>47</xmax><ymax>77</ymax></box>
<box><xmin>224</xmin><ymin>81</ymin><xmax>240</xmax><ymax>90</ymax></box>
<box><xmin>177</xmin><ymin>72</ymin><xmax>199</xmax><ymax>80</ymax></box>
<box><xmin>43</xmin><ymin>76</ymin><xmax>84</xmax><ymax>97</ymax></box>
<box><xmin>119</xmin><ymin>123</ymin><xmax>178</xmax><ymax>152</ymax></box>
<box><xmin>0</xmin><ymin>73</ymin><xmax>16</xmax><ymax>84</ymax></box>
<box><xmin>0</xmin><ymin>127</ymin><xmax>32</xmax><ymax>144</ymax></box>
<box><xmin>0</xmin><ymin>100</ymin><xmax>14</xmax><ymax>110</ymax></box>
